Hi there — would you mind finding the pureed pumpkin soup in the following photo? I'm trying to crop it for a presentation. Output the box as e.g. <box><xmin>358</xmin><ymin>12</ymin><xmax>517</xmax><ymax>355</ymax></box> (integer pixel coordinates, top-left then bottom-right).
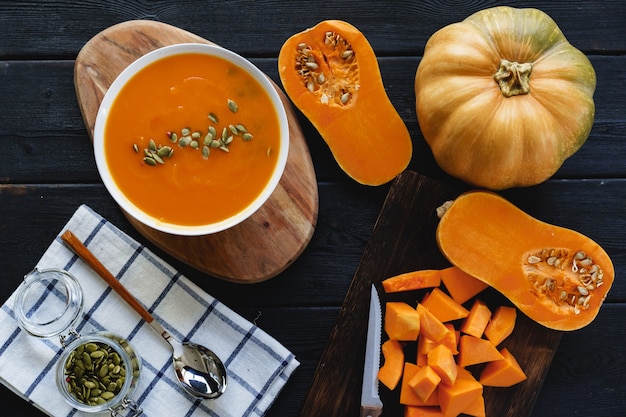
<box><xmin>95</xmin><ymin>44</ymin><xmax>288</xmax><ymax>235</ymax></box>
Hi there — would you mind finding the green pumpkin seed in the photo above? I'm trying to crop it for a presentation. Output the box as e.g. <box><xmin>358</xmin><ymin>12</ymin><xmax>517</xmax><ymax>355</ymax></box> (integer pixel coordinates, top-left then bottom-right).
<box><xmin>227</xmin><ymin>99</ymin><xmax>238</xmax><ymax>112</ymax></box>
<box><xmin>208</xmin><ymin>112</ymin><xmax>218</xmax><ymax>123</ymax></box>
<box><xmin>242</xmin><ymin>133</ymin><xmax>253</xmax><ymax>141</ymax></box>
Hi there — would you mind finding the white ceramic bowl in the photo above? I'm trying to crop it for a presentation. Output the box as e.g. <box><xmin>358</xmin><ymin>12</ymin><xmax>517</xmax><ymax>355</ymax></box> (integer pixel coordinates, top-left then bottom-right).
<box><xmin>93</xmin><ymin>43</ymin><xmax>289</xmax><ymax>236</ymax></box>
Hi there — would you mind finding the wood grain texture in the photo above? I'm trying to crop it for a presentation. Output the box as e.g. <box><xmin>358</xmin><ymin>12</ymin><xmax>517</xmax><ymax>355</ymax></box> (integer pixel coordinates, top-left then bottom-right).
<box><xmin>74</xmin><ymin>20</ymin><xmax>319</xmax><ymax>283</ymax></box>
<box><xmin>300</xmin><ymin>170</ymin><xmax>561</xmax><ymax>417</ymax></box>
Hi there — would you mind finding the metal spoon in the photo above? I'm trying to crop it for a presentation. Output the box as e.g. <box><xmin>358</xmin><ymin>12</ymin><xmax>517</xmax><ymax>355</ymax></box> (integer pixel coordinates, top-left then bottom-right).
<box><xmin>61</xmin><ymin>230</ymin><xmax>227</xmax><ymax>399</ymax></box>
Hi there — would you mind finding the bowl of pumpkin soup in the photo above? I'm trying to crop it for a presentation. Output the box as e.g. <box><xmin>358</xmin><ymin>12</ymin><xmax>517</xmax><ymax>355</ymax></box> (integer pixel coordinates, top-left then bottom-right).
<box><xmin>93</xmin><ymin>43</ymin><xmax>289</xmax><ymax>235</ymax></box>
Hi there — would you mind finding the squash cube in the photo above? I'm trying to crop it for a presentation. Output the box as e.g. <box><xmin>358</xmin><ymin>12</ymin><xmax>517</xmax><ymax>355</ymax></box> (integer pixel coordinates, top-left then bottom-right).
<box><xmin>417</xmin><ymin>303</ymin><xmax>451</xmax><ymax>343</ymax></box>
<box><xmin>377</xmin><ymin>339</ymin><xmax>404</xmax><ymax>390</ymax></box>
<box><xmin>427</xmin><ymin>344</ymin><xmax>457</xmax><ymax>386</ymax></box>
<box><xmin>440</xmin><ymin>266</ymin><xmax>488</xmax><ymax>304</ymax></box>
<box><xmin>437</xmin><ymin>377</ymin><xmax>483</xmax><ymax>417</ymax></box>
<box><xmin>479</xmin><ymin>347</ymin><xmax>527</xmax><ymax>387</ymax></box>
<box><xmin>401</xmin><ymin>363</ymin><xmax>440</xmax><ymax>406</ymax></box>
<box><xmin>385</xmin><ymin>302</ymin><xmax>421</xmax><ymax>341</ymax></box>
<box><xmin>421</xmin><ymin>287</ymin><xmax>469</xmax><ymax>323</ymax></box>
<box><xmin>460</xmin><ymin>299</ymin><xmax>491</xmax><ymax>338</ymax></box>
<box><xmin>484</xmin><ymin>305</ymin><xmax>517</xmax><ymax>346</ymax></box>
<box><xmin>457</xmin><ymin>334</ymin><xmax>504</xmax><ymax>367</ymax></box>
<box><xmin>409</xmin><ymin>365</ymin><xmax>441</xmax><ymax>402</ymax></box>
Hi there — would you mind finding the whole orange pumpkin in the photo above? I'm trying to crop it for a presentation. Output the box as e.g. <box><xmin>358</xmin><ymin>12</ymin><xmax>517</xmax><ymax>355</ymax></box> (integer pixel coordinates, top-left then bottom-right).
<box><xmin>415</xmin><ymin>7</ymin><xmax>596</xmax><ymax>190</ymax></box>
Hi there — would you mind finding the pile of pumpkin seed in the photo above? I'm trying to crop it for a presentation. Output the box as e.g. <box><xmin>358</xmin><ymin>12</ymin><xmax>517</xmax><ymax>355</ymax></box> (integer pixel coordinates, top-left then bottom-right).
<box><xmin>64</xmin><ymin>340</ymin><xmax>128</xmax><ymax>406</ymax></box>
<box><xmin>135</xmin><ymin>99</ymin><xmax>253</xmax><ymax>166</ymax></box>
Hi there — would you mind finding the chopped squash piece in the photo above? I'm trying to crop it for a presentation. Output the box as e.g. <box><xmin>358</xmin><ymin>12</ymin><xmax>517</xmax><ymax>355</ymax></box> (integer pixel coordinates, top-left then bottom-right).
<box><xmin>484</xmin><ymin>305</ymin><xmax>517</xmax><ymax>346</ymax></box>
<box><xmin>455</xmin><ymin>364</ymin><xmax>475</xmax><ymax>381</ymax></box>
<box><xmin>440</xmin><ymin>266</ymin><xmax>488</xmax><ymax>304</ymax></box>
<box><xmin>383</xmin><ymin>269</ymin><xmax>442</xmax><ymax>293</ymax></box>
<box><xmin>460</xmin><ymin>299</ymin><xmax>491</xmax><ymax>338</ymax></box>
<box><xmin>417</xmin><ymin>304</ymin><xmax>451</xmax><ymax>343</ymax></box>
<box><xmin>417</xmin><ymin>336</ymin><xmax>437</xmax><ymax>365</ymax></box>
<box><xmin>404</xmin><ymin>406</ymin><xmax>444</xmax><ymax>417</ymax></box>
<box><xmin>378</xmin><ymin>339</ymin><xmax>405</xmax><ymax>390</ymax></box>
<box><xmin>385</xmin><ymin>302</ymin><xmax>421</xmax><ymax>340</ymax></box>
<box><xmin>479</xmin><ymin>348</ymin><xmax>527</xmax><ymax>387</ymax></box>
<box><xmin>409</xmin><ymin>365</ymin><xmax>441</xmax><ymax>402</ymax></box>
<box><xmin>440</xmin><ymin>323</ymin><xmax>459</xmax><ymax>355</ymax></box>
<box><xmin>463</xmin><ymin>392</ymin><xmax>486</xmax><ymax>417</ymax></box>
<box><xmin>427</xmin><ymin>344</ymin><xmax>457</xmax><ymax>386</ymax></box>
<box><xmin>421</xmin><ymin>287</ymin><xmax>470</xmax><ymax>323</ymax></box>
<box><xmin>437</xmin><ymin>377</ymin><xmax>483</xmax><ymax>417</ymax></box>
<box><xmin>457</xmin><ymin>335</ymin><xmax>504</xmax><ymax>367</ymax></box>
<box><xmin>401</xmin><ymin>363</ymin><xmax>440</xmax><ymax>406</ymax></box>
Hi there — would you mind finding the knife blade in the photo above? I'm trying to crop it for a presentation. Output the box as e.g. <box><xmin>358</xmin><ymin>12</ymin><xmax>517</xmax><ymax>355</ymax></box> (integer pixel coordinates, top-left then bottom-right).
<box><xmin>360</xmin><ymin>284</ymin><xmax>383</xmax><ymax>417</ymax></box>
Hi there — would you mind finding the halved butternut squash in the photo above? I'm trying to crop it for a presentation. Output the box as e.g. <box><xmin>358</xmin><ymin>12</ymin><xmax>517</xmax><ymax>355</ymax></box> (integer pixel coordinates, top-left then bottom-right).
<box><xmin>278</xmin><ymin>20</ymin><xmax>412</xmax><ymax>185</ymax></box>
<box><xmin>437</xmin><ymin>190</ymin><xmax>614</xmax><ymax>331</ymax></box>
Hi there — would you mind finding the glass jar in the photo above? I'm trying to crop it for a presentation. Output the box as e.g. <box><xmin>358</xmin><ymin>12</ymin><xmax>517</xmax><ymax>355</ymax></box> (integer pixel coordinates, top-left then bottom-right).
<box><xmin>14</xmin><ymin>268</ymin><xmax>142</xmax><ymax>416</ymax></box>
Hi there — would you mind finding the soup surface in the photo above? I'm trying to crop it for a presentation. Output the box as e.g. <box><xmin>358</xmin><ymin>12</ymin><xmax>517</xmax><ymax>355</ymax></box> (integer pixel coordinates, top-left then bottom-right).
<box><xmin>105</xmin><ymin>52</ymin><xmax>282</xmax><ymax>227</ymax></box>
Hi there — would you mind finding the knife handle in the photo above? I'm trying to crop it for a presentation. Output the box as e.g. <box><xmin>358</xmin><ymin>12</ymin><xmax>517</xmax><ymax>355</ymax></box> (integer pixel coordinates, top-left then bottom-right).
<box><xmin>360</xmin><ymin>405</ymin><xmax>383</xmax><ymax>417</ymax></box>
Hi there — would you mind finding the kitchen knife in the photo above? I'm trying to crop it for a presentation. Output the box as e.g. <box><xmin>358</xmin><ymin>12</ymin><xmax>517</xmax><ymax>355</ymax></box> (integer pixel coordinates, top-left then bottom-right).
<box><xmin>360</xmin><ymin>284</ymin><xmax>383</xmax><ymax>417</ymax></box>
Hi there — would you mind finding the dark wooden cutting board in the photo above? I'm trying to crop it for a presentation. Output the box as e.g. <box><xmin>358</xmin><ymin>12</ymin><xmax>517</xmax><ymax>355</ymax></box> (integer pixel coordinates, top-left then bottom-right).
<box><xmin>73</xmin><ymin>20</ymin><xmax>318</xmax><ymax>283</ymax></box>
<box><xmin>300</xmin><ymin>170</ymin><xmax>562</xmax><ymax>417</ymax></box>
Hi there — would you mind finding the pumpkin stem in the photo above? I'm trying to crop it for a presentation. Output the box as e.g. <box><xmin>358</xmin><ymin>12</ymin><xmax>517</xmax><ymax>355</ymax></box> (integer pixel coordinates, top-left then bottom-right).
<box><xmin>494</xmin><ymin>59</ymin><xmax>533</xmax><ymax>97</ymax></box>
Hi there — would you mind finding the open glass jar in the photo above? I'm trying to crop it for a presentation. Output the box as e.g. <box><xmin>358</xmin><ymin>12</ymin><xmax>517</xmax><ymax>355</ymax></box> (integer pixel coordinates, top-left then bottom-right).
<box><xmin>14</xmin><ymin>268</ymin><xmax>142</xmax><ymax>416</ymax></box>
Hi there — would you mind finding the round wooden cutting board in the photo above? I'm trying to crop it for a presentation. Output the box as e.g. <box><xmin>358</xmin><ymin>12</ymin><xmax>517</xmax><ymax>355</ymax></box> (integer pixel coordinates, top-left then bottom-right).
<box><xmin>74</xmin><ymin>20</ymin><xmax>318</xmax><ymax>283</ymax></box>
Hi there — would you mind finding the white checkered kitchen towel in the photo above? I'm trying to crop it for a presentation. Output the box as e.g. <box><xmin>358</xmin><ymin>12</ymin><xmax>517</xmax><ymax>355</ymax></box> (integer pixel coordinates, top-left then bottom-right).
<box><xmin>0</xmin><ymin>204</ymin><xmax>299</xmax><ymax>416</ymax></box>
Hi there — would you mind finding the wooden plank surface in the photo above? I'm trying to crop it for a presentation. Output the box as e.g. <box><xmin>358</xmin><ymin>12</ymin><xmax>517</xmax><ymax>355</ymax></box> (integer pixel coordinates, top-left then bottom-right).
<box><xmin>74</xmin><ymin>20</ymin><xmax>319</xmax><ymax>283</ymax></box>
<box><xmin>300</xmin><ymin>171</ymin><xmax>562</xmax><ymax>417</ymax></box>
<box><xmin>1</xmin><ymin>1</ymin><xmax>625</xmax><ymax>416</ymax></box>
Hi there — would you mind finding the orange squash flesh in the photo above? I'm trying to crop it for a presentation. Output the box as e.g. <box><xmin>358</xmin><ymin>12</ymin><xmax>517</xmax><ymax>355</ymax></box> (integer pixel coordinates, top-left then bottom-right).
<box><xmin>401</xmin><ymin>363</ymin><xmax>440</xmax><ymax>407</ymax></box>
<box><xmin>383</xmin><ymin>270</ymin><xmax>442</xmax><ymax>293</ymax></box>
<box><xmin>457</xmin><ymin>335</ymin><xmax>504</xmax><ymax>367</ymax></box>
<box><xmin>479</xmin><ymin>348</ymin><xmax>527</xmax><ymax>387</ymax></box>
<box><xmin>437</xmin><ymin>377</ymin><xmax>483</xmax><ymax>417</ymax></box>
<box><xmin>421</xmin><ymin>287</ymin><xmax>469</xmax><ymax>323</ymax></box>
<box><xmin>404</xmin><ymin>406</ymin><xmax>444</xmax><ymax>417</ymax></box>
<box><xmin>417</xmin><ymin>303</ymin><xmax>451</xmax><ymax>343</ymax></box>
<box><xmin>440</xmin><ymin>266</ymin><xmax>489</xmax><ymax>304</ymax></box>
<box><xmin>427</xmin><ymin>344</ymin><xmax>457</xmax><ymax>386</ymax></box>
<box><xmin>385</xmin><ymin>302</ymin><xmax>421</xmax><ymax>340</ymax></box>
<box><xmin>437</xmin><ymin>190</ymin><xmax>614</xmax><ymax>331</ymax></box>
<box><xmin>278</xmin><ymin>20</ymin><xmax>412</xmax><ymax>185</ymax></box>
<box><xmin>484</xmin><ymin>305</ymin><xmax>517</xmax><ymax>346</ymax></box>
<box><xmin>408</xmin><ymin>365</ymin><xmax>441</xmax><ymax>402</ymax></box>
<box><xmin>378</xmin><ymin>339</ymin><xmax>405</xmax><ymax>390</ymax></box>
<box><xmin>459</xmin><ymin>299</ymin><xmax>491</xmax><ymax>338</ymax></box>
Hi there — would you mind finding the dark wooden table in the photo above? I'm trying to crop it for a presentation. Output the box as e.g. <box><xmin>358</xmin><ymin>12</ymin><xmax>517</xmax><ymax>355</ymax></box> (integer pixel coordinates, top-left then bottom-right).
<box><xmin>1</xmin><ymin>1</ymin><xmax>625</xmax><ymax>416</ymax></box>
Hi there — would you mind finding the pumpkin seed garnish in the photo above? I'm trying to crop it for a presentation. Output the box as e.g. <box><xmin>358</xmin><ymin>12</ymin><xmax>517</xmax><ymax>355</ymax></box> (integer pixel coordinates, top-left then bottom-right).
<box><xmin>136</xmin><ymin>102</ymin><xmax>257</xmax><ymax>165</ymax></box>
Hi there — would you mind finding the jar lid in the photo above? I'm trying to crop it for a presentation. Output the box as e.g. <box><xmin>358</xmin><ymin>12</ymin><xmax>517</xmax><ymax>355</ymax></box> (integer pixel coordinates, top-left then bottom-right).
<box><xmin>15</xmin><ymin>268</ymin><xmax>84</xmax><ymax>338</ymax></box>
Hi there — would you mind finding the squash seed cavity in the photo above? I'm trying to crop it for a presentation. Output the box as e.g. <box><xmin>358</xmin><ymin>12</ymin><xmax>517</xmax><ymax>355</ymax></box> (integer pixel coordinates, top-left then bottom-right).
<box><xmin>524</xmin><ymin>248</ymin><xmax>604</xmax><ymax>314</ymax></box>
<box><xmin>295</xmin><ymin>30</ymin><xmax>359</xmax><ymax>107</ymax></box>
